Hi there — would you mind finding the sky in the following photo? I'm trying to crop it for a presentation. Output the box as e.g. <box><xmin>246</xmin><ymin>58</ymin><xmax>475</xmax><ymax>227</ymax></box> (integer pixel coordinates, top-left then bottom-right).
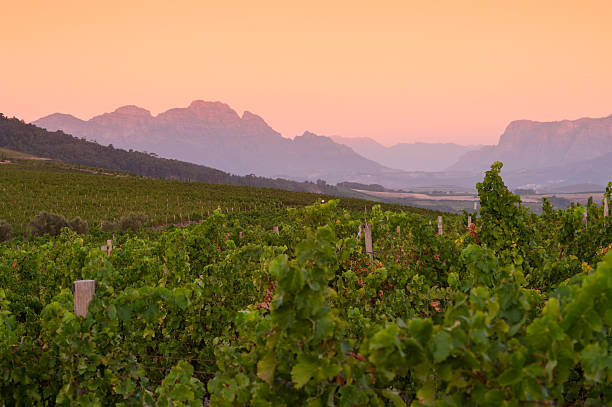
<box><xmin>1</xmin><ymin>0</ymin><xmax>611</xmax><ymax>146</ymax></box>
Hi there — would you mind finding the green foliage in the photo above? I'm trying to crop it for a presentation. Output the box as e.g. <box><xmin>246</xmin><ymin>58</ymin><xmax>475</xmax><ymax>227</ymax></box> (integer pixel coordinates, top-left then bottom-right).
<box><xmin>155</xmin><ymin>361</ymin><xmax>206</xmax><ymax>407</ymax></box>
<box><xmin>476</xmin><ymin>161</ymin><xmax>534</xmax><ymax>255</ymax></box>
<box><xmin>0</xmin><ymin>164</ymin><xmax>611</xmax><ymax>406</ymax></box>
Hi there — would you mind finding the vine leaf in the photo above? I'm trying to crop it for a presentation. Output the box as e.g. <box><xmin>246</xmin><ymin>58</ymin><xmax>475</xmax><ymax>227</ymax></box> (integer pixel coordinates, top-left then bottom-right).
<box><xmin>257</xmin><ymin>353</ymin><xmax>277</xmax><ymax>385</ymax></box>
<box><xmin>291</xmin><ymin>357</ymin><xmax>318</xmax><ymax>388</ymax></box>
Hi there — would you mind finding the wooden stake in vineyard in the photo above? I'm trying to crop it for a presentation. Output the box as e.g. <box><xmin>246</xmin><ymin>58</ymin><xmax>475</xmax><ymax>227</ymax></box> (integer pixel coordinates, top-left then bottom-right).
<box><xmin>437</xmin><ymin>216</ymin><xmax>443</xmax><ymax>235</ymax></box>
<box><xmin>100</xmin><ymin>240</ymin><xmax>113</xmax><ymax>256</ymax></box>
<box><xmin>468</xmin><ymin>215</ymin><xmax>472</xmax><ymax>227</ymax></box>
<box><xmin>397</xmin><ymin>225</ymin><xmax>401</xmax><ymax>237</ymax></box>
<box><xmin>604</xmin><ymin>198</ymin><xmax>609</xmax><ymax>218</ymax></box>
<box><xmin>273</xmin><ymin>226</ymin><xmax>279</xmax><ymax>235</ymax></box>
<box><xmin>583</xmin><ymin>209</ymin><xmax>588</xmax><ymax>227</ymax></box>
<box><xmin>72</xmin><ymin>280</ymin><xmax>97</xmax><ymax>317</ymax></box>
<box><xmin>364</xmin><ymin>222</ymin><xmax>373</xmax><ymax>265</ymax></box>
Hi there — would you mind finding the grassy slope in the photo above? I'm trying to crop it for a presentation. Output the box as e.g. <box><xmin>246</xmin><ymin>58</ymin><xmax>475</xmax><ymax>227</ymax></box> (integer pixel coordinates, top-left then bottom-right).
<box><xmin>0</xmin><ymin>146</ymin><xmax>41</xmax><ymax>160</ymax></box>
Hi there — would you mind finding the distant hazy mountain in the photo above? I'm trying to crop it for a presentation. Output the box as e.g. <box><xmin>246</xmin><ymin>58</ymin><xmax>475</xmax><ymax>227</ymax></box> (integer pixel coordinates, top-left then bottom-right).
<box><xmin>33</xmin><ymin>104</ymin><xmax>612</xmax><ymax>191</ymax></box>
<box><xmin>331</xmin><ymin>135</ymin><xmax>481</xmax><ymax>171</ymax></box>
<box><xmin>34</xmin><ymin>101</ymin><xmax>390</xmax><ymax>182</ymax></box>
<box><xmin>450</xmin><ymin>114</ymin><xmax>612</xmax><ymax>171</ymax></box>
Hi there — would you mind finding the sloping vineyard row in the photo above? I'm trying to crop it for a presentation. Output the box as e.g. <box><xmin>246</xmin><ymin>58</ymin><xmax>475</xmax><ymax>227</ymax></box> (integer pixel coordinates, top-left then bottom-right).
<box><xmin>0</xmin><ymin>162</ymin><xmax>434</xmax><ymax>234</ymax></box>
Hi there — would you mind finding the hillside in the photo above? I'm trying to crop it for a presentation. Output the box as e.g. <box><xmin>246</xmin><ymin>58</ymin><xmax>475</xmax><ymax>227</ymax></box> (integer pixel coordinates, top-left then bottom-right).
<box><xmin>0</xmin><ymin>152</ymin><xmax>440</xmax><ymax>233</ymax></box>
<box><xmin>0</xmin><ymin>146</ymin><xmax>42</xmax><ymax>160</ymax></box>
<box><xmin>34</xmin><ymin>100</ymin><xmax>390</xmax><ymax>182</ymax></box>
<box><xmin>0</xmin><ymin>114</ymin><xmax>360</xmax><ymax>195</ymax></box>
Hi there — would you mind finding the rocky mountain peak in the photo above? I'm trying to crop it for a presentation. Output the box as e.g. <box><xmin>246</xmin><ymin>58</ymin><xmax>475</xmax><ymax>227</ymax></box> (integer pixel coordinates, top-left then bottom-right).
<box><xmin>241</xmin><ymin>110</ymin><xmax>265</xmax><ymax>124</ymax></box>
<box><xmin>112</xmin><ymin>105</ymin><xmax>152</xmax><ymax>117</ymax></box>
<box><xmin>187</xmin><ymin>100</ymin><xmax>239</xmax><ymax>120</ymax></box>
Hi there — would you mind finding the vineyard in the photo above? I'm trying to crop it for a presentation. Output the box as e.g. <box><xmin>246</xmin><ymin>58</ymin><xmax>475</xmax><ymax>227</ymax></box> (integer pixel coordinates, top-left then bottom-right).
<box><xmin>1</xmin><ymin>162</ymin><xmax>611</xmax><ymax>406</ymax></box>
<box><xmin>0</xmin><ymin>158</ymin><xmax>432</xmax><ymax>234</ymax></box>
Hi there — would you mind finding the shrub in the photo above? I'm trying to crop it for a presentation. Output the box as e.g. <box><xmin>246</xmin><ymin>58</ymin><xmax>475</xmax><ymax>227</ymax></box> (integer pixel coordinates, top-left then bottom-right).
<box><xmin>101</xmin><ymin>221</ymin><xmax>120</xmax><ymax>233</ymax></box>
<box><xmin>68</xmin><ymin>217</ymin><xmax>89</xmax><ymax>235</ymax></box>
<box><xmin>119</xmin><ymin>213</ymin><xmax>148</xmax><ymax>232</ymax></box>
<box><xmin>27</xmin><ymin>212</ymin><xmax>68</xmax><ymax>237</ymax></box>
<box><xmin>0</xmin><ymin>220</ymin><xmax>13</xmax><ymax>242</ymax></box>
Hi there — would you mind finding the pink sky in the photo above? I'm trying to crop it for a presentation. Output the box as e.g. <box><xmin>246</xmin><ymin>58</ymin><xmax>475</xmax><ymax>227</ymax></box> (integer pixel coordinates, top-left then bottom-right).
<box><xmin>2</xmin><ymin>0</ymin><xmax>612</xmax><ymax>146</ymax></box>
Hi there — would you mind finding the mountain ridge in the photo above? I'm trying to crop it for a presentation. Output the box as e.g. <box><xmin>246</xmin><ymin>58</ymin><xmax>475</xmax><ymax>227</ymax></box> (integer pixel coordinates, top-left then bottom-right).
<box><xmin>34</xmin><ymin>100</ymin><xmax>389</xmax><ymax>182</ymax></box>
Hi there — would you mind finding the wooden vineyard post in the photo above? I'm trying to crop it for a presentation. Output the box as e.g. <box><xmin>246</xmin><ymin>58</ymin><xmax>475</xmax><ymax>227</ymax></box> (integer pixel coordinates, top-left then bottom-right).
<box><xmin>273</xmin><ymin>226</ymin><xmax>279</xmax><ymax>235</ymax></box>
<box><xmin>604</xmin><ymin>198</ymin><xmax>609</xmax><ymax>218</ymax></box>
<box><xmin>364</xmin><ymin>222</ymin><xmax>373</xmax><ymax>265</ymax></box>
<box><xmin>358</xmin><ymin>224</ymin><xmax>362</xmax><ymax>237</ymax></box>
<box><xmin>397</xmin><ymin>225</ymin><xmax>401</xmax><ymax>238</ymax></box>
<box><xmin>437</xmin><ymin>216</ymin><xmax>443</xmax><ymax>235</ymax></box>
<box><xmin>71</xmin><ymin>279</ymin><xmax>97</xmax><ymax>395</ymax></box>
<box><xmin>72</xmin><ymin>280</ymin><xmax>97</xmax><ymax>318</ymax></box>
<box><xmin>100</xmin><ymin>240</ymin><xmax>113</xmax><ymax>256</ymax></box>
<box><xmin>239</xmin><ymin>231</ymin><xmax>243</xmax><ymax>239</ymax></box>
<box><xmin>583</xmin><ymin>209</ymin><xmax>587</xmax><ymax>227</ymax></box>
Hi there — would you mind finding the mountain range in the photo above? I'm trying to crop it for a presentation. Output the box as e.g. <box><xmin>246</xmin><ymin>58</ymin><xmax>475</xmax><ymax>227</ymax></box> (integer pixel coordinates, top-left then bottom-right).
<box><xmin>34</xmin><ymin>101</ymin><xmax>390</xmax><ymax>183</ymax></box>
<box><xmin>32</xmin><ymin>101</ymin><xmax>612</xmax><ymax>191</ymax></box>
<box><xmin>330</xmin><ymin>136</ymin><xmax>481</xmax><ymax>172</ymax></box>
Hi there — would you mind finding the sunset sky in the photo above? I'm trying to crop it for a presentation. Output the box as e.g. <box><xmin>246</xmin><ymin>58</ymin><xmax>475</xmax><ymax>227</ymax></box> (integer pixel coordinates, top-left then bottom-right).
<box><xmin>2</xmin><ymin>0</ymin><xmax>611</xmax><ymax>146</ymax></box>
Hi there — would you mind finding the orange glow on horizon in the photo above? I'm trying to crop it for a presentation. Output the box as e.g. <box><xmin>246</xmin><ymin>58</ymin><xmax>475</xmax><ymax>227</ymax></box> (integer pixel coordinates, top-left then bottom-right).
<box><xmin>1</xmin><ymin>0</ymin><xmax>611</xmax><ymax>146</ymax></box>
